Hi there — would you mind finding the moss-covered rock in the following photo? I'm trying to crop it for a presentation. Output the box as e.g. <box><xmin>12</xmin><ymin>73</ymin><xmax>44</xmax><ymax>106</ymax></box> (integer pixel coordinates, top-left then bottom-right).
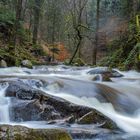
<box><xmin>73</xmin><ymin>58</ymin><xmax>86</xmax><ymax>66</ymax></box>
<box><xmin>0</xmin><ymin>59</ymin><xmax>7</xmax><ymax>68</ymax></box>
<box><xmin>0</xmin><ymin>125</ymin><xmax>72</xmax><ymax>140</ymax></box>
<box><xmin>102</xmin><ymin>74</ymin><xmax>112</xmax><ymax>82</ymax></box>
<box><xmin>77</xmin><ymin>111</ymin><xmax>118</xmax><ymax>130</ymax></box>
<box><xmin>92</xmin><ymin>74</ymin><xmax>112</xmax><ymax>82</ymax></box>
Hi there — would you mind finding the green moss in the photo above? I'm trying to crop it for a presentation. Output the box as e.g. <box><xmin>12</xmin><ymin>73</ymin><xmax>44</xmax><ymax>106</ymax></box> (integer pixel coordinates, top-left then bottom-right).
<box><xmin>73</xmin><ymin>58</ymin><xmax>86</xmax><ymax>66</ymax></box>
<box><xmin>0</xmin><ymin>125</ymin><xmax>72</xmax><ymax>140</ymax></box>
<box><xmin>77</xmin><ymin>111</ymin><xmax>117</xmax><ymax>130</ymax></box>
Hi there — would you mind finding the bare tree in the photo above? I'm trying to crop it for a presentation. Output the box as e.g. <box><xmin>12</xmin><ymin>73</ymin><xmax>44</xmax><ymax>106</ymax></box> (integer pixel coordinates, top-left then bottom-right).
<box><xmin>68</xmin><ymin>0</ymin><xmax>88</xmax><ymax>64</ymax></box>
<box><xmin>14</xmin><ymin>0</ymin><xmax>23</xmax><ymax>46</ymax></box>
<box><xmin>32</xmin><ymin>0</ymin><xmax>42</xmax><ymax>44</ymax></box>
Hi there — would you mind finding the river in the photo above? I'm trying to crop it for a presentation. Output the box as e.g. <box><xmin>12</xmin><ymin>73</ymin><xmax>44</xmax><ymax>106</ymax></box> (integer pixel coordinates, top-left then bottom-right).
<box><xmin>0</xmin><ymin>65</ymin><xmax>140</xmax><ymax>139</ymax></box>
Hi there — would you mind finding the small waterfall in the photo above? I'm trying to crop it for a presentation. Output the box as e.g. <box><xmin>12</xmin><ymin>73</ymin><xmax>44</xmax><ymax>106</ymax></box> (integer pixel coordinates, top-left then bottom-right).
<box><xmin>0</xmin><ymin>83</ymin><xmax>10</xmax><ymax>123</ymax></box>
<box><xmin>41</xmin><ymin>89</ymin><xmax>140</xmax><ymax>134</ymax></box>
<box><xmin>1</xmin><ymin>66</ymin><xmax>140</xmax><ymax>135</ymax></box>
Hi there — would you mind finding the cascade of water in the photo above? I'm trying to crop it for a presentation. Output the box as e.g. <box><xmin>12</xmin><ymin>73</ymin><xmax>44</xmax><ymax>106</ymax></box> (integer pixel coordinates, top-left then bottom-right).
<box><xmin>1</xmin><ymin>66</ymin><xmax>140</xmax><ymax>135</ymax></box>
<box><xmin>0</xmin><ymin>83</ymin><xmax>10</xmax><ymax>123</ymax></box>
<box><xmin>41</xmin><ymin>89</ymin><xmax>140</xmax><ymax>134</ymax></box>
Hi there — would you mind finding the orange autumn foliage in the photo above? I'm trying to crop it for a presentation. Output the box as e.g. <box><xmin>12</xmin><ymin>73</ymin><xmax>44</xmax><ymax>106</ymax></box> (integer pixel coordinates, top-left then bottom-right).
<box><xmin>55</xmin><ymin>43</ymin><xmax>70</xmax><ymax>61</ymax></box>
<box><xmin>42</xmin><ymin>42</ymin><xmax>70</xmax><ymax>62</ymax></box>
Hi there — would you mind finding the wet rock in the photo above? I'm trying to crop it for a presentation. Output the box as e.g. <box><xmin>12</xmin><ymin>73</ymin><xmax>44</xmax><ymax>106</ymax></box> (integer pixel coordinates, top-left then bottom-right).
<box><xmin>88</xmin><ymin>67</ymin><xmax>123</xmax><ymax>78</ymax></box>
<box><xmin>92</xmin><ymin>75</ymin><xmax>101</xmax><ymax>81</ymax></box>
<box><xmin>0</xmin><ymin>125</ymin><xmax>72</xmax><ymax>140</ymax></box>
<box><xmin>9</xmin><ymin>93</ymin><xmax>91</xmax><ymax>122</ymax></box>
<box><xmin>77</xmin><ymin>111</ymin><xmax>118</xmax><ymax>129</ymax></box>
<box><xmin>92</xmin><ymin>74</ymin><xmax>112</xmax><ymax>82</ymax></box>
<box><xmin>6</xmin><ymin>81</ymin><xmax>119</xmax><ymax>130</ymax></box>
<box><xmin>21</xmin><ymin>60</ymin><xmax>33</xmax><ymax>69</ymax></box>
<box><xmin>20</xmin><ymin>79</ymin><xmax>44</xmax><ymax>88</ymax></box>
<box><xmin>6</xmin><ymin>81</ymin><xmax>91</xmax><ymax>121</ymax></box>
<box><xmin>102</xmin><ymin>74</ymin><xmax>112</xmax><ymax>81</ymax></box>
<box><xmin>70</xmin><ymin>129</ymin><xmax>123</xmax><ymax>140</ymax></box>
<box><xmin>5</xmin><ymin>81</ymin><xmax>40</xmax><ymax>100</ymax></box>
<box><xmin>0</xmin><ymin>59</ymin><xmax>7</xmax><ymax>68</ymax></box>
<box><xmin>10</xmin><ymin>99</ymin><xmax>61</xmax><ymax>121</ymax></box>
<box><xmin>111</xmin><ymin>70</ymin><xmax>123</xmax><ymax>77</ymax></box>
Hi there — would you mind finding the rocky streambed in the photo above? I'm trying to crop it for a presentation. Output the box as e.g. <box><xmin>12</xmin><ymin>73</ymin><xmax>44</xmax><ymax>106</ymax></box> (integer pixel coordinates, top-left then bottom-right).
<box><xmin>0</xmin><ymin>66</ymin><xmax>140</xmax><ymax>140</ymax></box>
<box><xmin>1</xmin><ymin>79</ymin><xmax>119</xmax><ymax>140</ymax></box>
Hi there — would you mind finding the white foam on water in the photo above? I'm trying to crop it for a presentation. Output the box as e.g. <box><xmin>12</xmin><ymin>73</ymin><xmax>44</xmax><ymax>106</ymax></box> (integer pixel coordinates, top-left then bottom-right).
<box><xmin>40</xmin><ymin>88</ymin><xmax>140</xmax><ymax>134</ymax></box>
<box><xmin>0</xmin><ymin>83</ymin><xmax>10</xmax><ymax>123</ymax></box>
<box><xmin>114</xmin><ymin>69</ymin><xmax>140</xmax><ymax>79</ymax></box>
<box><xmin>1</xmin><ymin>66</ymin><xmax>140</xmax><ymax>135</ymax></box>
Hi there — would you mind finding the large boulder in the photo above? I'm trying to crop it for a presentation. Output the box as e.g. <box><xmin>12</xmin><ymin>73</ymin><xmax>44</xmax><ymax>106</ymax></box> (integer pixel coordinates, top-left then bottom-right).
<box><xmin>5</xmin><ymin>81</ymin><xmax>119</xmax><ymax>130</ymax></box>
<box><xmin>5</xmin><ymin>81</ymin><xmax>41</xmax><ymax>100</ymax></box>
<box><xmin>10</xmin><ymin>99</ymin><xmax>61</xmax><ymax>122</ymax></box>
<box><xmin>0</xmin><ymin>125</ymin><xmax>72</xmax><ymax>140</ymax></box>
<box><xmin>0</xmin><ymin>59</ymin><xmax>7</xmax><ymax>68</ymax></box>
<box><xmin>6</xmin><ymin>81</ymin><xmax>91</xmax><ymax>122</ymax></box>
<box><xmin>88</xmin><ymin>67</ymin><xmax>123</xmax><ymax>81</ymax></box>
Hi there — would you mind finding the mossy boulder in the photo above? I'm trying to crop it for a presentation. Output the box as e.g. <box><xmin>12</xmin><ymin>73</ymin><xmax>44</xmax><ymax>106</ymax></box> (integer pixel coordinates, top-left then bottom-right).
<box><xmin>73</xmin><ymin>58</ymin><xmax>86</xmax><ymax>66</ymax></box>
<box><xmin>92</xmin><ymin>74</ymin><xmax>112</xmax><ymax>82</ymax></box>
<box><xmin>77</xmin><ymin>111</ymin><xmax>118</xmax><ymax>130</ymax></box>
<box><xmin>0</xmin><ymin>59</ymin><xmax>7</xmax><ymax>68</ymax></box>
<box><xmin>102</xmin><ymin>74</ymin><xmax>112</xmax><ymax>82</ymax></box>
<box><xmin>0</xmin><ymin>125</ymin><xmax>72</xmax><ymax>140</ymax></box>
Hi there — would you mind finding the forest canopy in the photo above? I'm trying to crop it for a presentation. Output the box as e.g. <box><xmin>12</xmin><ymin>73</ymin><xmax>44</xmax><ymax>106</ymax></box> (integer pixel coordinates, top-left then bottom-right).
<box><xmin>0</xmin><ymin>0</ymin><xmax>140</xmax><ymax>70</ymax></box>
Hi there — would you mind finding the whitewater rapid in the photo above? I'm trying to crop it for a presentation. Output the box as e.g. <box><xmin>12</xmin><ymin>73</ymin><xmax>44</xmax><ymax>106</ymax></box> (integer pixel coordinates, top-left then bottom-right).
<box><xmin>0</xmin><ymin>83</ymin><xmax>10</xmax><ymax>123</ymax></box>
<box><xmin>0</xmin><ymin>66</ymin><xmax>140</xmax><ymax>135</ymax></box>
<box><xmin>39</xmin><ymin>66</ymin><xmax>140</xmax><ymax>134</ymax></box>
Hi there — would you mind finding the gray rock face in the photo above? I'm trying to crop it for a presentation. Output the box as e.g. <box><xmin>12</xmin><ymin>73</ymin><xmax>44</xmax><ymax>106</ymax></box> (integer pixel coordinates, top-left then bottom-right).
<box><xmin>0</xmin><ymin>125</ymin><xmax>72</xmax><ymax>140</ymax></box>
<box><xmin>6</xmin><ymin>81</ymin><xmax>91</xmax><ymax>122</ymax></box>
<box><xmin>10</xmin><ymin>99</ymin><xmax>61</xmax><ymax>122</ymax></box>
<box><xmin>5</xmin><ymin>81</ymin><xmax>40</xmax><ymax>100</ymax></box>
<box><xmin>21</xmin><ymin>60</ymin><xmax>33</xmax><ymax>68</ymax></box>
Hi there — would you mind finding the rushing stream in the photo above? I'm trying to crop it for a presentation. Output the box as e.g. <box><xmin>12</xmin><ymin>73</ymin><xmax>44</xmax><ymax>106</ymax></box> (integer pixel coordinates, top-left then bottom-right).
<box><xmin>0</xmin><ymin>83</ymin><xmax>10</xmax><ymax>123</ymax></box>
<box><xmin>0</xmin><ymin>65</ymin><xmax>140</xmax><ymax>139</ymax></box>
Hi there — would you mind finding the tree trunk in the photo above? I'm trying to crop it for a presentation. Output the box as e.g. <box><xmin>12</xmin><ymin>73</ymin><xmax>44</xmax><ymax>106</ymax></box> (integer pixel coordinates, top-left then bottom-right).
<box><xmin>14</xmin><ymin>0</ymin><xmax>23</xmax><ymax>46</ymax></box>
<box><xmin>52</xmin><ymin>8</ymin><xmax>56</xmax><ymax>61</ymax></box>
<box><xmin>32</xmin><ymin>0</ymin><xmax>42</xmax><ymax>44</ymax></box>
<box><xmin>22</xmin><ymin>0</ymin><xmax>28</xmax><ymax>20</ymax></box>
<box><xmin>92</xmin><ymin>0</ymin><xmax>100</xmax><ymax>65</ymax></box>
<box><xmin>69</xmin><ymin>26</ymin><xmax>82</xmax><ymax>64</ymax></box>
<box><xmin>13</xmin><ymin>0</ymin><xmax>23</xmax><ymax>65</ymax></box>
<box><xmin>133</xmin><ymin>0</ymin><xmax>139</xmax><ymax>14</ymax></box>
